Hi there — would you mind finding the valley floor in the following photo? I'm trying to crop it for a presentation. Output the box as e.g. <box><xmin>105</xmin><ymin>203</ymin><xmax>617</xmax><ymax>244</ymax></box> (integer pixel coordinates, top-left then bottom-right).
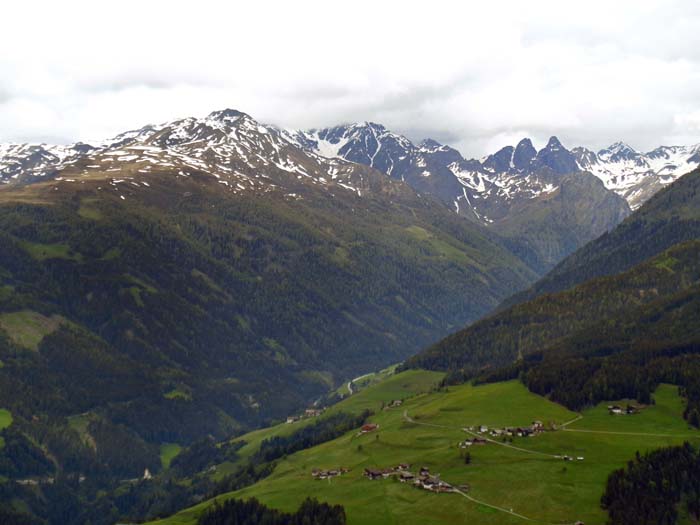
<box><xmin>154</xmin><ymin>372</ymin><xmax>700</xmax><ymax>525</ymax></box>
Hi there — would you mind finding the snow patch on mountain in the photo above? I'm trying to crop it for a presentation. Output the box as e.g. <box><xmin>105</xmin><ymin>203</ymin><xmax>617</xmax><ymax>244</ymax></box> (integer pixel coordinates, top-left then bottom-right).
<box><xmin>0</xmin><ymin>110</ymin><xmax>375</xmax><ymax>200</ymax></box>
<box><xmin>576</xmin><ymin>142</ymin><xmax>700</xmax><ymax>208</ymax></box>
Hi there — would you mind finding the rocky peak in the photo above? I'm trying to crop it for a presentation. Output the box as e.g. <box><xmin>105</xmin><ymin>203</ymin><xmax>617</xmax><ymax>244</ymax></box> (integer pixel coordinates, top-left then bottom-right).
<box><xmin>598</xmin><ymin>141</ymin><xmax>641</xmax><ymax>163</ymax></box>
<box><xmin>206</xmin><ymin>108</ymin><xmax>249</xmax><ymax>123</ymax></box>
<box><xmin>546</xmin><ymin>136</ymin><xmax>564</xmax><ymax>149</ymax></box>
<box><xmin>510</xmin><ymin>138</ymin><xmax>536</xmax><ymax>170</ymax></box>
<box><xmin>483</xmin><ymin>145</ymin><xmax>515</xmax><ymax>173</ymax></box>
<box><xmin>532</xmin><ymin>136</ymin><xmax>578</xmax><ymax>175</ymax></box>
<box><xmin>419</xmin><ymin>138</ymin><xmax>443</xmax><ymax>151</ymax></box>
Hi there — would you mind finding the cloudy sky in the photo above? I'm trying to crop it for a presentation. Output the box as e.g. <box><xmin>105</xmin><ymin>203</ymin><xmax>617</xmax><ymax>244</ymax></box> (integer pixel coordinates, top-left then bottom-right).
<box><xmin>2</xmin><ymin>0</ymin><xmax>700</xmax><ymax>157</ymax></box>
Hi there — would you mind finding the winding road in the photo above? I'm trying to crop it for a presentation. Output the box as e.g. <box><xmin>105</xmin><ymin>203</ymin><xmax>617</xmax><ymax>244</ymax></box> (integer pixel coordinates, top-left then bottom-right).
<box><xmin>347</xmin><ymin>372</ymin><xmax>374</xmax><ymax>395</ymax></box>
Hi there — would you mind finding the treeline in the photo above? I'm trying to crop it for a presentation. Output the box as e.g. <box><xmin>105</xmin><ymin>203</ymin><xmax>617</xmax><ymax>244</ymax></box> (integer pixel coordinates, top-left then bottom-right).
<box><xmin>418</xmin><ymin>240</ymin><xmax>700</xmax><ymax>429</ymax></box>
<box><xmin>253</xmin><ymin>410</ymin><xmax>371</xmax><ymax>463</ymax></box>
<box><xmin>601</xmin><ymin>442</ymin><xmax>700</xmax><ymax>524</ymax></box>
<box><xmin>404</xmin><ymin>240</ymin><xmax>700</xmax><ymax>374</ymax></box>
<box><xmin>465</xmin><ymin>337</ymin><xmax>700</xmax><ymax>428</ymax></box>
<box><xmin>198</xmin><ymin>497</ymin><xmax>346</xmax><ymax>525</ymax></box>
<box><xmin>522</xmin><ymin>339</ymin><xmax>700</xmax><ymax>418</ymax></box>
<box><xmin>406</xmin><ymin>168</ymin><xmax>700</xmax><ymax>376</ymax></box>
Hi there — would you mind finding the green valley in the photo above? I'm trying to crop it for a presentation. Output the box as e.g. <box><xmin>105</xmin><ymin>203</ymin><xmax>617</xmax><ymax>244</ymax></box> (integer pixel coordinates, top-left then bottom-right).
<box><xmin>154</xmin><ymin>372</ymin><xmax>700</xmax><ymax>525</ymax></box>
<box><xmin>2</xmin><ymin>6</ymin><xmax>700</xmax><ymax>524</ymax></box>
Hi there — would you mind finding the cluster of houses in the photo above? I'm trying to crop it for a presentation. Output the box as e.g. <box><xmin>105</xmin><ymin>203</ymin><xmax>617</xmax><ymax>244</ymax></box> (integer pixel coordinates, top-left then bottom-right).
<box><xmin>608</xmin><ymin>404</ymin><xmax>639</xmax><ymax>415</ymax></box>
<box><xmin>463</xmin><ymin>420</ymin><xmax>546</xmax><ymax>440</ymax></box>
<box><xmin>286</xmin><ymin>407</ymin><xmax>325</xmax><ymax>424</ymax></box>
<box><xmin>311</xmin><ymin>467</ymin><xmax>350</xmax><ymax>480</ymax></box>
<box><xmin>364</xmin><ymin>464</ymin><xmax>456</xmax><ymax>493</ymax></box>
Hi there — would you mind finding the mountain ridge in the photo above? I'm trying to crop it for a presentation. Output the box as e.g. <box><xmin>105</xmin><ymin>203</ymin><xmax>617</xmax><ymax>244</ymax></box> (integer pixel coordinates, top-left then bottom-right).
<box><xmin>504</xmin><ymin>166</ymin><xmax>700</xmax><ymax>307</ymax></box>
<box><xmin>5</xmin><ymin>114</ymin><xmax>697</xmax><ymax>215</ymax></box>
<box><xmin>291</xmin><ymin>122</ymin><xmax>699</xmax><ymax>214</ymax></box>
<box><xmin>0</xmin><ymin>108</ymin><xmax>536</xmax><ymax>499</ymax></box>
<box><xmin>404</xmin><ymin>167</ymin><xmax>700</xmax><ymax>374</ymax></box>
<box><xmin>291</xmin><ymin>123</ymin><xmax>635</xmax><ymax>272</ymax></box>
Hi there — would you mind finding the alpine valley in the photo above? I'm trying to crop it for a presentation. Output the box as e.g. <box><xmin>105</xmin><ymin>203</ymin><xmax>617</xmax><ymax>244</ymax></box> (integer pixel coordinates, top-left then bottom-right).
<box><xmin>1</xmin><ymin>109</ymin><xmax>700</xmax><ymax>525</ymax></box>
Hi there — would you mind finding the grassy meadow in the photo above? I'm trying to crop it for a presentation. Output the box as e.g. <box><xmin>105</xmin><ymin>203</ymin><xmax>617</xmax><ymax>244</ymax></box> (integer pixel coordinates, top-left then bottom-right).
<box><xmin>153</xmin><ymin>374</ymin><xmax>700</xmax><ymax>525</ymax></box>
<box><xmin>0</xmin><ymin>310</ymin><xmax>64</xmax><ymax>351</ymax></box>
<box><xmin>160</xmin><ymin>443</ymin><xmax>184</xmax><ymax>469</ymax></box>
<box><xmin>0</xmin><ymin>408</ymin><xmax>12</xmax><ymax>449</ymax></box>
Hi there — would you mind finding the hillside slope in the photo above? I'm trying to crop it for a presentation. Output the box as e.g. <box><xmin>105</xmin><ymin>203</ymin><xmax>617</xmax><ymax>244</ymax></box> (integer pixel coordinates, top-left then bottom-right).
<box><xmin>505</xmin><ymin>167</ymin><xmax>700</xmax><ymax>307</ymax></box>
<box><xmin>293</xmin><ymin>125</ymin><xmax>631</xmax><ymax>273</ymax></box>
<box><xmin>404</xmin><ymin>240</ymin><xmax>700</xmax><ymax>372</ymax></box>
<box><xmin>0</xmin><ymin>110</ymin><xmax>535</xmax><ymax>487</ymax></box>
<box><xmin>151</xmin><ymin>372</ymin><xmax>700</xmax><ymax>525</ymax></box>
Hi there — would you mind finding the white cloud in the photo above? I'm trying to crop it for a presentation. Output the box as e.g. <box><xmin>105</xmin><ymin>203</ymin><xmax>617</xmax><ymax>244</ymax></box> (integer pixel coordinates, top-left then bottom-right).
<box><xmin>1</xmin><ymin>0</ymin><xmax>699</xmax><ymax>156</ymax></box>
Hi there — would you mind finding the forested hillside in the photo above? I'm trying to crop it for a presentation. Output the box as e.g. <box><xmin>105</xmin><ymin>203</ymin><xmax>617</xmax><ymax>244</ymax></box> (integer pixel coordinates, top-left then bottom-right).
<box><xmin>602</xmin><ymin>443</ymin><xmax>700</xmax><ymax>525</ymax></box>
<box><xmin>0</xmin><ymin>117</ymin><xmax>537</xmax><ymax>524</ymax></box>
<box><xmin>505</xmin><ymin>167</ymin><xmax>700</xmax><ymax>307</ymax></box>
<box><xmin>405</xmin><ymin>240</ymin><xmax>700</xmax><ymax>373</ymax></box>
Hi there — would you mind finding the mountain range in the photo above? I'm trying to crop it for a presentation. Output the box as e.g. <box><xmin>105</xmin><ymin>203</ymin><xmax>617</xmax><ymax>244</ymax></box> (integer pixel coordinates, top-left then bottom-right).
<box><xmin>405</xmin><ymin>166</ymin><xmax>700</xmax><ymax>373</ymax></box>
<box><xmin>4</xmin><ymin>117</ymin><xmax>698</xmax><ymax>220</ymax></box>
<box><xmin>0</xmin><ymin>109</ymin><xmax>535</xmax><ymax>484</ymax></box>
<box><xmin>1</xmin><ymin>109</ymin><xmax>700</xmax><ymax>525</ymax></box>
<box><xmin>5</xmin><ymin>117</ymin><xmax>697</xmax><ymax>274</ymax></box>
<box><xmin>291</xmin><ymin>123</ymin><xmax>700</xmax><ymax>214</ymax></box>
<box><xmin>290</xmin><ymin>124</ymin><xmax>700</xmax><ymax>271</ymax></box>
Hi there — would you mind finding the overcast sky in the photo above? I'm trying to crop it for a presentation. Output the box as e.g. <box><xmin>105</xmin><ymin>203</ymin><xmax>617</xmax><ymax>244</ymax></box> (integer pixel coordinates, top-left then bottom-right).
<box><xmin>2</xmin><ymin>0</ymin><xmax>700</xmax><ymax>157</ymax></box>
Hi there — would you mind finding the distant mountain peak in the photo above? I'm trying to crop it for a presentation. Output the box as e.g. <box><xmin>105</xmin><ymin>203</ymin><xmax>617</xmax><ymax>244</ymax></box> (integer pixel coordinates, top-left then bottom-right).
<box><xmin>513</xmin><ymin>138</ymin><xmax>537</xmax><ymax>170</ymax></box>
<box><xmin>206</xmin><ymin>108</ymin><xmax>249</xmax><ymax>122</ymax></box>
<box><xmin>596</xmin><ymin>141</ymin><xmax>644</xmax><ymax>167</ymax></box>
<box><xmin>544</xmin><ymin>136</ymin><xmax>564</xmax><ymax>150</ymax></box>
<box><xmin>420</xmin><ymin>138</ymin><xmax>443</xmax><ymax>150</ymax></box>
<box><xmin>601</xmin><ymin>141</ymin><xmax>638</xmax><ymax>156</ymax></box>
<box><xmin>351</xmin><ymin>121</ymin><xmax>387</xmax><ymax>133</ymax></box>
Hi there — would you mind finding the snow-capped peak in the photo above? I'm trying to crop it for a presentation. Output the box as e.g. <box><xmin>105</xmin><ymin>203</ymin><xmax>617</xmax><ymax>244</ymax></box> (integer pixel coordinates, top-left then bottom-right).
<box><xmin>0</xmin><ymin>109</ymin><xmax>380</xmax><ymax>200</ymax></box>
<box><xmin>598</xmin><ymin>141</ymin><xmax>641</xmax><ymax>162</ymax></box>
<box><xmin>419</xmin><ymin>138</ymin><xmax>443</xmax><ymax>151</ymax></box>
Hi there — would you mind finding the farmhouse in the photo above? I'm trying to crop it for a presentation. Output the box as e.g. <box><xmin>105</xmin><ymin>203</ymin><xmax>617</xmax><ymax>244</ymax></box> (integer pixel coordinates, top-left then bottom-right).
<box><xmin>608</xmin><ymin>404</ymin><xmax>640</xmax><ymax>415</ymax></box>
<box><xmin>312</xmin><ymin>467</ymin><xmax>349</xmax><ymax>480</ymax></box>
<box><xmin>364</xmin><ymin>468</ymin><xmax>384</xmax><ymax>480</ymax></box>
<box><xmin>399</xmin><ymin>471</ymin><xmax>415</xmax><ymax>482</ymax></box>
<box><xmin>415</xmin><ymin>474</ymin><xmax>453</xmax><ymax>493</ymax></box>
<box><xmin>359</xmin><ymin>423</ymin><xmax>379</xmax><ymax>434</ymax></box>
<box><xmin>364</xmin><ymin>463</ymin><xmax>413</xmax><ymax>481</ymax></box>
<box><xmin>459</xmin><ymin>437</ymin><xmax>488</xmax><ymax>448</ymax></box>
